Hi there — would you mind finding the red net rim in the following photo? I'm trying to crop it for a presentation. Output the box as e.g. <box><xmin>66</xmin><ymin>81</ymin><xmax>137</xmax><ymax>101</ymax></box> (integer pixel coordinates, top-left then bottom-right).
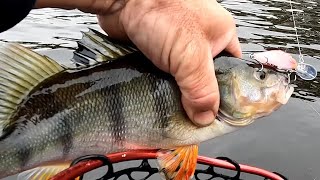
<box><xmin>51</xmin><ymin>150</ymin><xmax>285</xmax><ymax>180</ymax></box>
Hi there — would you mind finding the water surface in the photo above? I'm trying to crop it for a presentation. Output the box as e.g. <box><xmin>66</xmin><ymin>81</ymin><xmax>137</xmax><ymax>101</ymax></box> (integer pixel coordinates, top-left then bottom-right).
<box><xmin>0</xmin><ymin>0</ymin><xmax>319</xmax><ymax>179</ymax></box>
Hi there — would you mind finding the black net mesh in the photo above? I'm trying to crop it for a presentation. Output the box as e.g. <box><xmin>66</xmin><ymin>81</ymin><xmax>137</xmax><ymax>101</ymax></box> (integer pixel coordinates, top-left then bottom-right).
<box><xmin>69</xmin><ymin>154</ymin><xmax>288</xmax><ymax>180</ymax></box>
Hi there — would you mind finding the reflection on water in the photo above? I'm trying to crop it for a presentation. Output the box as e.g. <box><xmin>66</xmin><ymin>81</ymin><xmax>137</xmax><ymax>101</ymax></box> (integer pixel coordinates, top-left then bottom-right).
<box><xmin>0</xmin><ymin>8</ymin><xmax>101</xmax><ymax>50</ymax></box>
<box><xmin>223</xmin><ymin>0</ymin><xmax>320</xmax><ymax>55</ymax></box>
<box><xmin>0</xmin><ymin>0</ymin><xmax>320</xmax><ymax>179</ymax></box>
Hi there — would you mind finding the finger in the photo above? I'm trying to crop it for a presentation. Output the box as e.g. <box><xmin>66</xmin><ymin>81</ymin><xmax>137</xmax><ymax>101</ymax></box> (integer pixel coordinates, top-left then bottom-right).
<box><xmin>174</xmin><ymin>42</ymin><xmax>219</xmax><ymax>126</ymax></box>
<box><xmin>97</xmin><ymin>13</ymin><xmax>129</xmax><ymax>41</ymax></box>
<box><xmin>225</xmin><ymin>33</ymin><xmax>242</xmax><ymax>58</ymax></box>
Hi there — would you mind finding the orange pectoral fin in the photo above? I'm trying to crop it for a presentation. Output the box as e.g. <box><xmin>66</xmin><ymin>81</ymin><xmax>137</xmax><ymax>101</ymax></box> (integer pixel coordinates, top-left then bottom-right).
<box><xmin>157</xmin><ymin>145</ymin><xmax>199</xmax><ymax>180</ymax></box>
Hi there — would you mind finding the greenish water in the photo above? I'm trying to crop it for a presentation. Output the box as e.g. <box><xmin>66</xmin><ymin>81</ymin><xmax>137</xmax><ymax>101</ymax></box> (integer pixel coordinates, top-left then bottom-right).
<box><xmin>0</xmin><ymin>0</ymin><xmax>319</xmax><ymax>179</ymax></box>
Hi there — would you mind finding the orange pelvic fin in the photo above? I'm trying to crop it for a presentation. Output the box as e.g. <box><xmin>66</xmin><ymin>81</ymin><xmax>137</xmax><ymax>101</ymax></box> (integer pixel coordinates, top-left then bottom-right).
<box><xmin>17</xmin><ymin>162</ymin><xmax>78</xmax><ymax>180</ymax></box>
<box><xmin>157</xmin><ymin>144</ymin><xmax>199</xmax><ymax>180</ymax></box>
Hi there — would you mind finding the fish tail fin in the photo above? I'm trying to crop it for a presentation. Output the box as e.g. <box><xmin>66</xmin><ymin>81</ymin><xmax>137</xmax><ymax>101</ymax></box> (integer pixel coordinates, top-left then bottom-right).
<box><xmin>0</xmin><ymin>43</ymin><xmax>64</xmax><ymax>139</ymax></box>
<box><xmin>72</xmin><ymin>28</ymin><xmax>137</xmax><ymax>67</ymax></box>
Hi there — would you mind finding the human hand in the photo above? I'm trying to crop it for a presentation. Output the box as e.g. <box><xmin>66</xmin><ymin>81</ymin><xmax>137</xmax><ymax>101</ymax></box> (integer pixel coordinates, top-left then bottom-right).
<box><xmin>35</xmin><ymin>0</ymin><xmax>242</xmax><ymax>126</ymax></box>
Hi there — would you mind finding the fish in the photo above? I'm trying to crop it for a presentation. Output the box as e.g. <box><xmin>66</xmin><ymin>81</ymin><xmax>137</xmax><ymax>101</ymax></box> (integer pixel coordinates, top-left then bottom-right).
<box><xmin>0</xmin><ymin>29</ymin><xmax>294</xmax><ymax>180</ymax></box>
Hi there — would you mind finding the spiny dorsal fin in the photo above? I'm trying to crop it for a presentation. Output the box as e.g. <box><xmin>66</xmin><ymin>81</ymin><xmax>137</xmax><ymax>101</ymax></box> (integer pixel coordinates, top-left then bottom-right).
<box><xmin>0</xmin><ymin>43</ymin><xmax>64</xmax><ymax>137</ymax></box>
<box><xmin>72</xmin><ymin>28</ymin><xmax>138</xmax><ymax>67</ymax></box>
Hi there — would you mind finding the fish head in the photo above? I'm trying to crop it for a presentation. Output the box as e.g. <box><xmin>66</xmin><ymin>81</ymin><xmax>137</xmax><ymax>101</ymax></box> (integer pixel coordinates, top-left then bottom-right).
<box><xmin>216</xmin><ymin>58</ymin><xmax>294</xmax><ymax>127</ymax></box>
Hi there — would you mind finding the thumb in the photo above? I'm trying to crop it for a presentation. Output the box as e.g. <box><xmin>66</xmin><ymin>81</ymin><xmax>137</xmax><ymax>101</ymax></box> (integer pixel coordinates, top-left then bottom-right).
<box><xmin>174</xmin><ymin>42</ymin><xmax>219</xmax><ymax>127</ymax></box>
<box><xmin>225</xmin><ymin>33</ymin><xmax>242</xmax><ymax>58</ymax></box>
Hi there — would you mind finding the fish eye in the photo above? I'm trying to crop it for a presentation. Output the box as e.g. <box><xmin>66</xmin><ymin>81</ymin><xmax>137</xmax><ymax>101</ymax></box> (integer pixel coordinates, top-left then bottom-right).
<box><xmin>254</xmin><ymin>70</ymin><xmax>267</xmax><ymax>81</ymax></box>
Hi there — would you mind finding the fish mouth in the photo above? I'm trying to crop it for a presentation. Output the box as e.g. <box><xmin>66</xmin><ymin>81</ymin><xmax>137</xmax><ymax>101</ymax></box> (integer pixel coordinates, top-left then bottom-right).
<box><xmin>274</xmin><ymin>72</ymin><xmax>295</xmax><ymax>104</ymax></box>
<box><xmin>277</xmin><ymin>84</ymin><xmax>294</xmax><ymax>104</ymax></box>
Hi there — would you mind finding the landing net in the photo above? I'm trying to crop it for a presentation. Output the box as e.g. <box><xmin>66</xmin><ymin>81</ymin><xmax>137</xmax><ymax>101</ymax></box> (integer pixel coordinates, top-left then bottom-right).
<box><xmin>51</xmin><ymin>150</ymin><xmax>288</xmax><ymax>180</ymax></box>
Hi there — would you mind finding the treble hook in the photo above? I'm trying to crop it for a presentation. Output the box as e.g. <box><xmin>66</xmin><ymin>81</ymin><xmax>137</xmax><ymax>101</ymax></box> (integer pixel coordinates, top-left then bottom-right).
<box><xmin>249</xmin><ymin>53</ymin><xmax>264</xmax><ymax>72</ymax></box>
<box><xmin>287</xmin><ymin>72</ymin><xmax>292</xmax><ymax>84</ymax></box>
<box><xmin>288</xmin><ymin>71</ymin><xmax>297</xmax><ymax>84</ymax></box>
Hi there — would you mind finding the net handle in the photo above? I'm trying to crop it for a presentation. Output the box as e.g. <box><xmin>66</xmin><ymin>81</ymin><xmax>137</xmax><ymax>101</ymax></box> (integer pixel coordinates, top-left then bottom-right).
<box><xmin>51</xmin><ymin>149</ymin><xmax>285</xmax><ymax>180</ymax></box>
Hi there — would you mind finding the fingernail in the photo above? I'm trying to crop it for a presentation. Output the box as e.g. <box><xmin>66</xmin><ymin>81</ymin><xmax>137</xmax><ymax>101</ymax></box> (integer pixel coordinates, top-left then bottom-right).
<box><xmin>193</xmin><ymin>110</ymin><xmax>215</xmax><ymax>126</ymax></box>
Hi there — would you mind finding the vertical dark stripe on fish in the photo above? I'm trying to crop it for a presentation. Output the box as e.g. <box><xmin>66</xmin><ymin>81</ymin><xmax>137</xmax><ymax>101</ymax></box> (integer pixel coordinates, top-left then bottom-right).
<box><xmin>17</xmin><ymin>146</ymin><xmax>32</xmax><ymax>169</ymax></box>
<box><xmin>151</xmin><ymin>79</ymin><xmax>170</xmax><ymax>129</ymax></box>
<box><xmin>109</xmin><ymin>84</ymin><xmax>124</xmax><ymax>145</ymax></box>
<box><xmin>12</xmin><ymin>117</ymin><xmax>33</xmax><ymax>169</ymax></box>
<box><xmin>59</xmin><ymin>118</ymin><xmax>73</xmax><ymax>156</ymax></box>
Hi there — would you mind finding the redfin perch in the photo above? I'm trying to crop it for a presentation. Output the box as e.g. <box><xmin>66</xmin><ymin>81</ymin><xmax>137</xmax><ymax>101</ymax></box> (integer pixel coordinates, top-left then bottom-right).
<box><xmin>0</xmin><ymin>29</ymin><xmax>294</xmax><ymax>180</ymax></box>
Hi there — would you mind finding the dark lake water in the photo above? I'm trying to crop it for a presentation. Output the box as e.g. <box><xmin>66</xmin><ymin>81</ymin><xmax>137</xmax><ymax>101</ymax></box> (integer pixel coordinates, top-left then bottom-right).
<box><xmin>0</xmin><ymin>0</ymin><xmax>319</xmax><ymax>179</ymax></box>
